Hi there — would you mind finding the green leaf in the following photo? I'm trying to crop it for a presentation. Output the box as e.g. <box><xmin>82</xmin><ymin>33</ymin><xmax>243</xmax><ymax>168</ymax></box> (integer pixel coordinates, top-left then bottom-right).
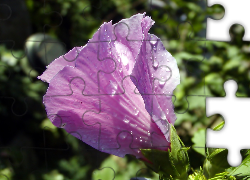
<box><xmin>192</xmin><ymin>121</ymin><xmax>225</xmax><ymax>157</ymax></box>
<box><xmin>226</xmin><ymin>150</ymin><xmax>250</xmax><ymax>178</ymax></box>
<box><xmin>188</xmin><ymin>167</ymin><xmax>206</xmax><ymax>180</ymax></box>
<box><xmin>203</xmin><ymin>121</ymin><xmax>231</xmax><ymax>179</ymax></box>
<box><xmin>210</xmin><ymin>171</ymin><xmax>236</xmax><ymax>180</ymax></box>
<box><xmin>203</xmin><ymin>122</ymin><xmax>250</xmax><ymax>179</ymax></box>
<box><xmin>212</xmin><ymin>121</ymin><xmax>225</xmax><ymax>131</ymax></box>
<box><xmin>203</xmin><ymin>148</ymin><xmax>231</xmax><ymax>179</ymax></box>
<box><xmin>140</xmin><ymin>124</ymin><xmax>190</xmax><ymax>180</ymax></box>
<box><xmin>192</xmin><ymin>128</ymin><xmax>206</xmax><ymax>156</ymax></box>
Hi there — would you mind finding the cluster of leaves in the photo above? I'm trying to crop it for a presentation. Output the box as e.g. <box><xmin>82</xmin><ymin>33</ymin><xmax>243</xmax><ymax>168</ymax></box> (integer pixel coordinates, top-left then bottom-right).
<box><xmin>140</xmin><ymin>123</ymin><xmax>250</xmax><ymax>180</ymax></box>
<box><xmin>192</xmin><ymin>122</ymin><xmax>250</xmax><ymax>180</ymax></box>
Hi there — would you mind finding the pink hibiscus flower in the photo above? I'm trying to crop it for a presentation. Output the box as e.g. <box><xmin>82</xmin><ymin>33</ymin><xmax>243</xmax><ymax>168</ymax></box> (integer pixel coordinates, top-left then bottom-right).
<box><xmin>38</xmin><ymin>13</ymin><xmax>180</xmax><ymax>160</ymax></box>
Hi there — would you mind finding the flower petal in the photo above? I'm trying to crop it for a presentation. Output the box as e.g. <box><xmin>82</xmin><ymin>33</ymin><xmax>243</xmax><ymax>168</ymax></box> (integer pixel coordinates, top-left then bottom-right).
<box><xmin>39</xmin><ymin>13</ymin><xmax>176</xmax><ymax>160</ymax></box>
<box><xmin>38</xmin><ymin>47</ymin><xmax>82</xmax><ymax>83</ymax></box>
<box><xmin>44</xmin><ymin>65</ymin><xmax>169</xmax><ymax>158</ymax></box>
<box><xmin>131</xmin><ymin>33</ymin><xmax>180</xmax><ymax>141</ymax></box>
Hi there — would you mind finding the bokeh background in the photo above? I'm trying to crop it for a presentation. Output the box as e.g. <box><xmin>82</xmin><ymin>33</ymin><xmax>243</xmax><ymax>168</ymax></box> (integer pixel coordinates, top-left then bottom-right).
<box><xmin>0</xmin><ymin>0</ymin><xmax>248</xmax><ymax>179</ymax></box>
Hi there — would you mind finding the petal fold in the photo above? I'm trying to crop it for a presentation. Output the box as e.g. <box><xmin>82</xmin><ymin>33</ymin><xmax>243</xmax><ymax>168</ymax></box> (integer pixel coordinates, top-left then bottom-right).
<box><xmin>44</xmin><ymin>65</ymin><xmax>169</xmax><ymax>158</ymax></box>
<box><xmin>39</xmin><ymin>13</ymin><xmax>178</xmax><ymax>159</ymax></box>
<box><xmin>131</xmin><ymin>33</ymin><xmax>180</xmax><ymax>141</ymax></box>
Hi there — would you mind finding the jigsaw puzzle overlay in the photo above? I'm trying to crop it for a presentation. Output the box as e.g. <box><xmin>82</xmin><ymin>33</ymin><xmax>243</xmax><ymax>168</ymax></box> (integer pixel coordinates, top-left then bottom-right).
<box><xmin>1</xmin><ymin>0</ymin><xmax>250</xmax><ymax>179</ymax></box>
<box><xmin>206</xmin><ymin>0</ymin><xmax>250</xmax><ymax>41</ymax></box>
<box><xmin>206</xmin><ymin>80</ymin><xmax>250</xmax><ymax>167</ymax></box>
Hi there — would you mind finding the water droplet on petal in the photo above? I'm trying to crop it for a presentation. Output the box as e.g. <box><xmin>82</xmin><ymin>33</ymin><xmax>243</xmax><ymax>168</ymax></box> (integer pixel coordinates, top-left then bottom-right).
<box><xmin>119</xmin><ymin>132</ymin><xmax>127</xmax><ymax>139</ymax></box>
<box><xmin>61</xmin><ymin>123</ymin><xmax>66</xmax><ymax>128</ymax></box>
<box><xmin>105</xmin><ymin>80</ymin><xmax>117</xmax><ymax>96</ymax></box>
<box><xmin>159</xmin><ymin>80</ymin><xmax>166</xmax><ymax>86</ymax></box>
<box><xmin>134</xmin><ymin>107</ymin><xmax>139</xmax><ymax>116</ymax></box>
<box><xmin>150</xmin><ymin>39</ymin><xmax>157</xmax><ymax>45</ymax></box>
<box><xmin>123</xmin><ymin>116</ymin><xmax>129</xmax><ymax>124</ymax></box>
<box><xmin>153</xmin><ymin>60</ymin><xmax>158</xmax><ymax>68</ymax></box>
<box><xmin>161</xmin><ymin>112</ymin><xmax>166</xmax><ymax>119</ymax></box>
<box><xmin>130</xmin><ymin>123</ymin><xmax>137</xmax><ymax>128</ymax></box>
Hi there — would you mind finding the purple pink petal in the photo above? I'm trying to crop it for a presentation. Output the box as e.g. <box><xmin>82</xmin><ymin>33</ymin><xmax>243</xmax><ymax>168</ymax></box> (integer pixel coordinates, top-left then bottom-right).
<box><xmin>38</xmin><ymin>13</ymin><xmax>180</xmax><ymax>159</ymax></box>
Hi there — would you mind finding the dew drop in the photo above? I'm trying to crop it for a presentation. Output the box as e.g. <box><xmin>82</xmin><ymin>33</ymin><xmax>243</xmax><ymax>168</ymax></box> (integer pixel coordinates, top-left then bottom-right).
<box><xmin>123</xmin><ymin>116</ymin><xmax>129</xmax><ymax>124</ymax></box>
<box><xmin>150</xmin><ymin>39</ymin><xmax>157</xmax><ymax>45</ymax></box>
<box><xmin>161</xmin><ymin>112</ymin><xmax>166</xmax><ymax>119</ymax></box>
<box><xmin>105</xmin><ymin>80</ymin><xmax>117</xmax><ymax>96</ymax></box>
<box><xmin>61</xmin><ymin>123</ymin><xmax>66</xmax><ymax>128</ymax></box>
<box><xmin>159</xmin><ymin>80</ymin><xmax>165</xmax><ymax>86</ymax></box>
<box><xmin>130</xmin><ymin>123</ymin><xmax>137</xmax><ymax>128</ymax></box>
<box><xmin>134</xmin><ymin>107</ymin><xmax>139</xmax><ymax>116</ymax></box>
<box><xmin>140</xmin><ymin>139</ymin><xmax>142</xmax><ymax>142</ymax></box>
<box><xmin>153</xmin><ymin>60</ymin><xmax>158</xmax><ymax>68</ymax></box>
<box><xmin>119</xmin><ymin>133</ymin><xmax>127</xmax><ymax>139</ymax></box>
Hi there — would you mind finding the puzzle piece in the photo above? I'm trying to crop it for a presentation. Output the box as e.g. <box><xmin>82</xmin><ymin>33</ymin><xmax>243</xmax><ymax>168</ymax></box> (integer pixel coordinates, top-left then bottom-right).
<box><xmin>81</xmin><ymin>0</ymin><xmax>102</xmax><ymax>22</ymax></box>
<box><xmin>206</xmin><ymin>80</ymin><xmax>250</xmax><ymax>167</ymax></box>
<box><xmin>40</xmin><ymin>15</ymin><xmax>187</xmax><ymax>168</ymax></box>
<box><xmin>25</xmin><ymin>33</ymin><xmax>67</xmax><ymax>74</ymax></box>
<box><xmin>42</xmin><ymin>0</ymin><xmax>63</xmax><ymax>29</ymax></box>
<box><xmin>131</xmin><ymin>167</ymin><xmax>159</xmax><ymax>180</ymax></box>
<box><xmin>4</xmin><ymin>0</ymin><xmax>250</xmax><ymax>179</ymax></box>
<box><xmin>0</xmin><ymin>1</ymin><xmax>30</xmax><ymax>50</ymax></box>
<box><xmin>206</xmin><ymin>0</ymin><xmax>250</xmax><ymax>41</ymax></box>
<box><xmin>93</xmin><ymin>167</ymin><xmax>116</xmax><ymax>180</ymax></box>
<box><xmin>0</xmin><ymin>132</ymin><xmax>48</xmax><ymax>177</ymax></box>
<box><xmin>43</xmin><ymin>65</ymin><xmax>171</xmax><ymax>157</ymax></box>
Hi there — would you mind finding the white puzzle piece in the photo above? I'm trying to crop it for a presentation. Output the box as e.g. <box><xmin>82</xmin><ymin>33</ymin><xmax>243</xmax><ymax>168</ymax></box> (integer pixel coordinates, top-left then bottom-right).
<box><xmin>206</xmin><ymin>0</ymin><xmax>250</xmax><ymax>41</ymax></box>
<box><xmin>206</xmin><ymin>80</ymin><xmax>250</xmax><ymax>167</ymax></box>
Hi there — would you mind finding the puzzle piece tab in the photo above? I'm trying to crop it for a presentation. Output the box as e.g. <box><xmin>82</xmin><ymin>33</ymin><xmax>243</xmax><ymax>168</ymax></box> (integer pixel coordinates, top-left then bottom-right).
<box><xmin>206</xmin><ymin>0</ymin><xmax>250</xmax><ymax>41</ymax></box>
<box><xmin>206</xmin><ymin>80</ymin><xmax>250</xmax><ymax>167</ymax></box>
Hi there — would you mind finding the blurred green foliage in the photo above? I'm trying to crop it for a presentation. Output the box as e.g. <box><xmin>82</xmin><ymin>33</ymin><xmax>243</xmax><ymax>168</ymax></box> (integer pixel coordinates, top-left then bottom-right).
<box><xmin>0</xmin><ymin>0</ymin><xmax>249</xmax><ymax>179</ymax></box>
